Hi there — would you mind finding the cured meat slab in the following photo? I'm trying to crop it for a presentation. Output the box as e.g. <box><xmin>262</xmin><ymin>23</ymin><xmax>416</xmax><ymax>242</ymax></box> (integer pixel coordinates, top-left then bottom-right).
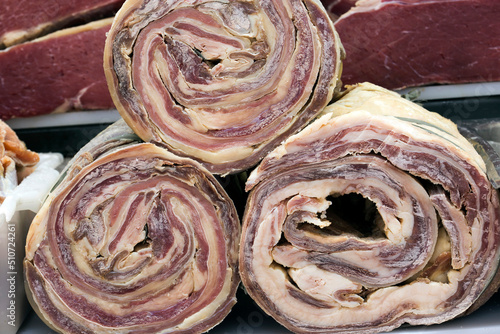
<box><xmin>239</xmin><ymin>82</ymin><xmax>500</xmax><ymax>333</ymax></box>
<box><xmin>24</xmin><ymin>120</ymin><xmax>241</xmax><ymax>334</ymax></box>
<box><xmin>0</xmin><ymin>0</ymin><xmax>124</xmax><ymax>48</ymax></box>
<box><xmin>104</xmin><ymin>0</ymin><xmax>344</xmax><ymax>175</ymax></box>
<box><xmin>0</xmin><ymin>19</ymin><xmax>115</xmax><ymax>120</ymax></box>
<box><xmin>330</xmin><ymin>0</ymin><xmax>500</xmax><ymax>90</ymax></box>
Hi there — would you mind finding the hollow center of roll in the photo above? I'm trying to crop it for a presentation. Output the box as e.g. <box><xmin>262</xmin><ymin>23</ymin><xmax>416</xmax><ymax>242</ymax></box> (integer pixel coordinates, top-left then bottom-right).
<box><xmin>325</xmin><ymin>193</ymin><xmax>385</xmax><ymax>239</ymax></box>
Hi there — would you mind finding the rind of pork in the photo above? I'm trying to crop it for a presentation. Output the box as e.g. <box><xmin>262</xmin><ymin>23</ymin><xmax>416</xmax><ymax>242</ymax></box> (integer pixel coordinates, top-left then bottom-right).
<box><xmin>0</xmin><ymin>0</ymin><xmax>124</xmax><ymax>48</ymax></box>
<box><xmin>0</xmin><ymin>18</ymin><xmax>116</xmax><ymax>119</ymax></box>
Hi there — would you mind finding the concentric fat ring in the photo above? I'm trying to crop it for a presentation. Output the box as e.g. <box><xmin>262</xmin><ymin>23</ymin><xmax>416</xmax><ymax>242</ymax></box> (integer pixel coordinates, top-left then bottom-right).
<box><xmin>239</xmin><ymin>83</ymin><xmax>500</xmax><ymax>334</ymax></box>
<box><xmin>24</xmin><ymin>121</ymin><xmax>240</xmax><ymax>334</ymax></box>
<box><xmin>104</xmin><ymin>0</ymin><xmax>343</xmax><ymax>174</ymax></box>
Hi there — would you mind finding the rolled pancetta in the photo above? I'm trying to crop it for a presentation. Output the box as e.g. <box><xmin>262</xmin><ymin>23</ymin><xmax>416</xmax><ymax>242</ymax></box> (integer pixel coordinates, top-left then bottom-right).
<box><xmin>239</xmin><ymin>83</ymin><xmax>500</xmax><ymax>333</ymax></box>
<box><xmin>24</xmin><ymin>121</ymin><xmax>241</xmax><ymax>334</ymax></box>
<box><xmin>104</xmin><ymin>0</ymin><xmax>343</xmax><ymax>175</ymax></box>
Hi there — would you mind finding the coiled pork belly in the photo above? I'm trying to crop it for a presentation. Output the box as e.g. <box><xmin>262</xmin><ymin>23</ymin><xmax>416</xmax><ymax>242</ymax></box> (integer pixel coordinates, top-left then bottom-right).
<box><xmin>104</xmin><ymin>0</ymin><xmax>343</xmax><ymax>174</ymax></box>
<box><xmin>239</xmin><ymin>83</ymin><xmax>500</xmax><ymax>333</ymax></box>
<box><xmin>24</xmin><ymin>121</ymin><xmax>241</xmax><ymax>334</ymax></box>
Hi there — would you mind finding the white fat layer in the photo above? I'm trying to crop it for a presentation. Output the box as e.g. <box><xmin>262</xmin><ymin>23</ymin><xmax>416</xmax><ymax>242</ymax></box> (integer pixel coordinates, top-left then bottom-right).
<box><xmin>289</xmin><ymin>265</ymin><xmax>363</xmax><ymax>307</ymax></box>
<box><xmin>28</xmin><ymin>144</ymin><xmax>235</xmax><ymax>325</ymax></box>
<box><xmin>245</xmin><ymin>83</ymin><xmax>491</xmax><ymax>329</ymax></box>
<box><xmin>251</xmin><ymin>206</ymin><xmax>464</xmax><ymax>327</ymax></box>
<box><xmin>0</xmin><ymin>153</ymin><xmax>63</xmax><ymax>222</ymax></box>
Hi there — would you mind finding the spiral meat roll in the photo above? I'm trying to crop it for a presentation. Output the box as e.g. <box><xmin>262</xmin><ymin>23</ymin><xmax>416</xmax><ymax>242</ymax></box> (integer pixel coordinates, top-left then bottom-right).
<box><xmin>104</xmin><ymin>0</ymin><xmax>343</xmax><ymax>175</ymax></box>
<box><xmin>24</xmin><ymin>121</ymin><xmax>241</xmax><ymax>334</ymax></box>
<box><xmin>239</xmin><ymin>83</ymin><xmax>500</xmax><ymax>333</ymax></box>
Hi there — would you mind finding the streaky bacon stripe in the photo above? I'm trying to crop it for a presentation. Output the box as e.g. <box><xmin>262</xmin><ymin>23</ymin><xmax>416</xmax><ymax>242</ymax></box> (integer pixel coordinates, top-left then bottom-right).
<box><xmin>239</xmin><ymin>83</ymin><xmax>500</xmax><ymax>334</ymax></box>
<box><xmin>24</xmin><ymin>122</ymin><xmax>240</xmax><ymax>334</ymax></box>
<box><xmin>104</xmin><ymin>0</ymin><xmax>343</xmax><ymax>174</ymax></box>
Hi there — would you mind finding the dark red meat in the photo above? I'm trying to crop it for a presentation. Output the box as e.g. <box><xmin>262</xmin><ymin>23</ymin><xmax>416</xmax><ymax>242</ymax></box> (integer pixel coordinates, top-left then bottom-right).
<box><xmin>321</xmin><ymin>0</ymin><xmax>357</xmax><ymax>18</ymax></box>
<box><xmin>239</xmin><ymin>83</ymin><xmax>500</xmax><ymax>333</ymax></box>
<box><xmin>328</xmin><ymin>0</ymin><xmax>500</xmax><ymax>90</ymax></box>
<box><xmin>0</xmin><ymin>0</ymin><xmax>124</xmax><ymax>48</ymax></box>
<box><xmin>0</xmin><ymin>19</ymin><xmax>115</xmax><ymax>120</ymax></box>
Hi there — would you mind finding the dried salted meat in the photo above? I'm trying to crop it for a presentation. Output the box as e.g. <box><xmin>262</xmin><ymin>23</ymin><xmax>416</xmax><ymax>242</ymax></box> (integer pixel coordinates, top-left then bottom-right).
<box><xmin>24</xmin><ymin>120</ymin><xmax>240</xmax><ymax>334</ymax></box>
<box><xmin>104</xmin><ymin>0</ymin><xmax>343</xmax><ymax>174</ymax></box>
<box><xmin>239</xmin><ymin>83</ymin><xmax>500</xmax><ymax>333</ymax></box>
<box><xmin>0</xmin><ymin>19</ymin><xmax>116</xmax><ymax>119</ymax></box>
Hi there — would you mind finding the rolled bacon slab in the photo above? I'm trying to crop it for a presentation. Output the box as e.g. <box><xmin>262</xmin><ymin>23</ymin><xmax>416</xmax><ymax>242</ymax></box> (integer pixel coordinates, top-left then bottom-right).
<box><xmin>24</xmin><ymin>120</ymin><xmax>240</xmax><ymax>334</ymax></box>
<box><xmin>104</xmin><ymin>0</ymin><xmax>343</xmax><ymax>175</ymax></box>
<box><xmin>239</xmin><ymin>82</ymin><xmax>500</xmax><ymax>333</ymax></box>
